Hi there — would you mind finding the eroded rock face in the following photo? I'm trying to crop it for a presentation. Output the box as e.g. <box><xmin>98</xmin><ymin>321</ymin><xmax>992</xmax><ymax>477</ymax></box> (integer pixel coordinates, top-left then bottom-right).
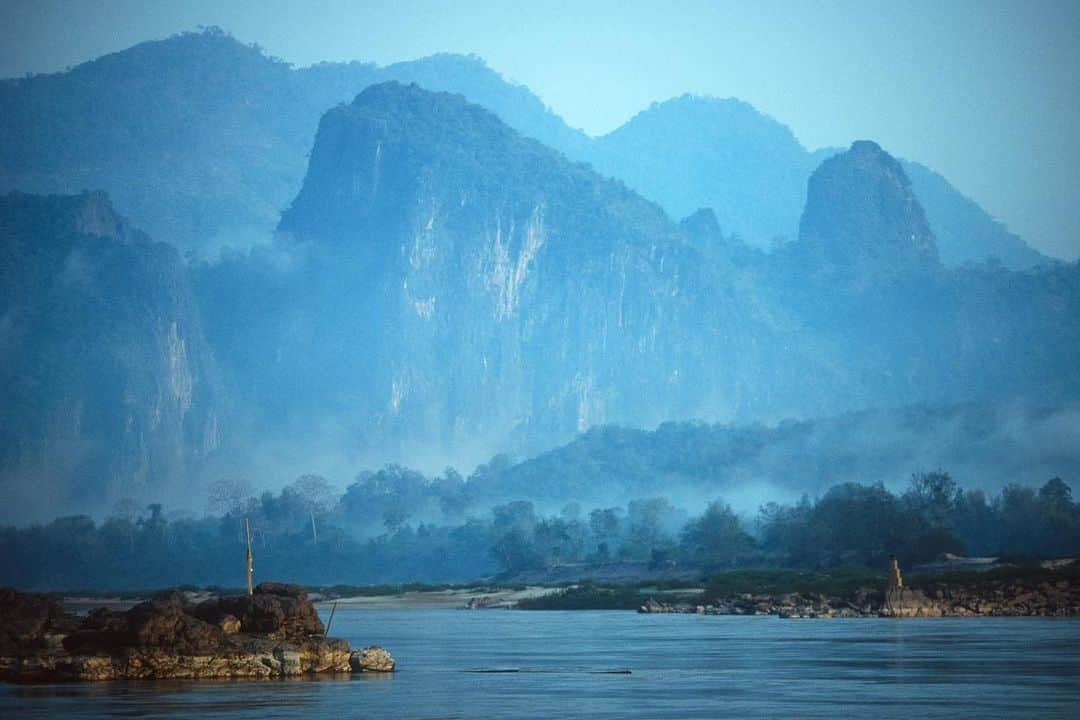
<box><xmin>1</xmin><ymin>584</ymin><xmax>368</xmax><ymax>682</ymax></box>
<box><xmin>0</xmin><ymin>192</ymin><xmax>225</xmax><ymax>522</ymax></box>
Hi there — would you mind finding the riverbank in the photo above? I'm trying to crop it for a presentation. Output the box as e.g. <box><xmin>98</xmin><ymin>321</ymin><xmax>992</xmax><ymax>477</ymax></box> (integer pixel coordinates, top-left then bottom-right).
<box><xmin>18</xmin><ymin>558</ymin><xmax>1079</xmax><ymax>619</ymax></box>
<box><xmin>522</xmin><ymin>563</ymin><xmax>1080</xmax><ymax>617</ymax></box>
<box><xmin>327</xmin><ymin>585</ymin><xmax>559</xmax><ymax>609</ymax></box>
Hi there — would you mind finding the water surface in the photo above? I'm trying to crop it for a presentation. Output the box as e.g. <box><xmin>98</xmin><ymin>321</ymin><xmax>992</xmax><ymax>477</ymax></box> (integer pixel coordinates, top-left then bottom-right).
<box><xmin>4</xmin><ymin>610</ymin><xmax>1079</xmax><ymax>719</ymax></box>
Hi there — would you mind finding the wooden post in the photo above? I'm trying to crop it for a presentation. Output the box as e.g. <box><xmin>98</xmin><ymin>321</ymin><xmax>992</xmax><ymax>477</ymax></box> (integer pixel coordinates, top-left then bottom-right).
<box><xmin>245</xmin><ymin>517</ymin><xmax>254</xmax><ymax>596</ymax></box>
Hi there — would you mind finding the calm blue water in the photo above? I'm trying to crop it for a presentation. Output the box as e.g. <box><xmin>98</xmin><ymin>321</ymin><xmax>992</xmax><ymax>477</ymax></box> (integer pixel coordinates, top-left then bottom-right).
<box><xmin>3</xmin><ymin>610</ymin><xmax>1080</xmax><ymax>719</ymax></box>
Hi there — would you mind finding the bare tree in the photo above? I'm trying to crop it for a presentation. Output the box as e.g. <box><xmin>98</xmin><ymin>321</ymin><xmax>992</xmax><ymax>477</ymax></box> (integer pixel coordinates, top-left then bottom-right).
<box><xmin>207</xmin><ymin>478</ymin><xmax>257</xmax><ymax>547</ymax></box>
<box><xmin>206</xmin><ymin>478</ymin><xmax>255</xmax><ymax>517</ymax></box>
<box><xmin>287</xmin><ymin>475</ymin><xmax>338</xmax><ymax>543</ymax></box>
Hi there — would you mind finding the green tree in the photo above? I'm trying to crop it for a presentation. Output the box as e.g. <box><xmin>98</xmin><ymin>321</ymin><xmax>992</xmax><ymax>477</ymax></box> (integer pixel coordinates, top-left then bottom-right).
<box><xmin>489</xmin><ymin>502</ymin><xmax>541</xmax><ymax>574</ymax></box>
<box><xmin>680</xmin><ymin>500</ymin><xmax>756</xmax><ymax>568</ymax></box>
<box><xmin>904</xmin><ymin>471</ymin><xmax>959</xmax><ymax>529</ymax></box>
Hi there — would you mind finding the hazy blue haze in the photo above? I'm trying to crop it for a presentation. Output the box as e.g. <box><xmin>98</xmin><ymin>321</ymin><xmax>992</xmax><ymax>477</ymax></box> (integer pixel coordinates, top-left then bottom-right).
<box><xmin>2</xmin><ymin>81</ymin><xmax>1078</xmax><ymax>520</ymax></box>
<box><xmin>1</xmin><ymin>0</ymin><xmax>1078</xmax><ymax>260</ymax></box>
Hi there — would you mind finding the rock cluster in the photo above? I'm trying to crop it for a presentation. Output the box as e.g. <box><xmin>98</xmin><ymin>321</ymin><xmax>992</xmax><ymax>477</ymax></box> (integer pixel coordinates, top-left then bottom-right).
<box><xmin>890</xmin><ymin>577</ymin><xmax>1080</xmax><ymax>617</ymax></box>
<box><xmin>638</xmin><ymin>592</ymin><xmax>868</xmax><ymax>618</ymax></box>
<box><xmin>638</xmin><ymin>574</ymin><xmax>1080</xmax><ymax>618</ymax></box>
<box><xmin>0</xmin><ymin>583</ymin><xmax>395</xmax><ymax>682</ymax></box>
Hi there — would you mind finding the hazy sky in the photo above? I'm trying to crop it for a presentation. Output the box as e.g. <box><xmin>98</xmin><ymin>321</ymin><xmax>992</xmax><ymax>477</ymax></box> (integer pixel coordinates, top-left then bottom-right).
<box><xmin>2</xmin><ymin>0</ymin><xmax>1079</xmax><ymax>259</ymax></box>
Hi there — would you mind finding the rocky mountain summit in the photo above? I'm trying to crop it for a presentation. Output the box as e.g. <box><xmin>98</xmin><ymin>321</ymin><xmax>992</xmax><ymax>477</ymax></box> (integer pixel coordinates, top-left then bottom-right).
<box><xmin>583</xmin><ymin>94</ymin><xmax>813</xmax><ymax>248</ymax></box>
<box><xmin>1</xmin><ymin>29</ymin><xmax>1048</xmax><ymax>269</ymax></box>
<box><xmin>582</xmin><ymin>95</ymin><xmax>1048</xmax><ymax>268</ymax></box>
<box><xmin>0</xmin><ymin>583</ymin><xmax>393</xmax><ymax>682</ymax></box>
<box><xmin>0</xmin><ymin>30</ymin><xmax>584</xmax><ymax>256</ymax></box>
<box><xmin>796</xmin><ymin>140</ymin><xmax>940</xmax><ymax>282</ymax></box>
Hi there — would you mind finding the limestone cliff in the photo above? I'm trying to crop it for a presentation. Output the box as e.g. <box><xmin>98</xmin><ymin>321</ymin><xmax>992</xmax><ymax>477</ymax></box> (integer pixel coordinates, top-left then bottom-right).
<box><xmin>202</xmin><ymin>86</ymin><xmax>1080</xmax><ymax>468</ymax></box>
<box><xmin>0</xmin><ymin>192</ymin><xmax>224</xmax><ymax>518</ymax></box>
<box><xmin>220</xmin><ymin>83</ymin><xmax>833</xmax><ymax>459</ymax></box>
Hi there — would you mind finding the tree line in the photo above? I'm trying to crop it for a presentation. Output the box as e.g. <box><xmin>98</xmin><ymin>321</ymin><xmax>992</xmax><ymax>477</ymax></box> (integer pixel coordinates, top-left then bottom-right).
<box><xmin>2</xmin><ymin>471</ymin><xmax>1077</xmax><ymax>590</ymax></box>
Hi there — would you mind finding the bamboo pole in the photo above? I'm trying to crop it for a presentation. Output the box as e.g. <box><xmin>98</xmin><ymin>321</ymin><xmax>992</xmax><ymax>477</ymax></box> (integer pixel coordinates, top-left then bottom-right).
<box><xmin>245</xmin><ymin>517</ymin><xmax>254</xmax><ymax>595</ymax></box>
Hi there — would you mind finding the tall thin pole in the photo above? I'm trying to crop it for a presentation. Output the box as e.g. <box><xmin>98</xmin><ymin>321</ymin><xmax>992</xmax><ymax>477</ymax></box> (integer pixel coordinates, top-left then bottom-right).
<box><xmin>245</xmin><ymin>517</ymin><xmax>254</xmax><ymax>595</ymax></box>
<box><xmin>325</xmin><ymin>601</ymin><xmax>338</xmax><ymax>637</ymax></box>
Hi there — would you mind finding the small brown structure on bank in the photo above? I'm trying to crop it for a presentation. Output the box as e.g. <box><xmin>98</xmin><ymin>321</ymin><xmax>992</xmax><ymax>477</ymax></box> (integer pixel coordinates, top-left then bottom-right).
<box><xmin>885</xmin><ymin>555</ymin><xmax>904</xmax><ymax>615</ymax></box>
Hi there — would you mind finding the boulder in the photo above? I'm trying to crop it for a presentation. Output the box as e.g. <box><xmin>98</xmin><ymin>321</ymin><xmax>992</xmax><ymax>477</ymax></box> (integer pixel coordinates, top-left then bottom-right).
<box><xmin>637</xmin><ymin>597</ymin><xmax>674</xmax><ymax>613</ymax></box>
<box><xmin>193</xmin><ymin>587</ymin><xmax>323</xmax><ymax>640</ymax></box>
<box><xmin>350</xmin><ymin>646</ymin><xmax>395</xmax><ymax>672</ymax></box>
<box><xmin>217</xmin><ymin>615</ymin><xmax>241</xmax><ymax>634</ymax></box>
<box><xmin>0</xmin><ymin>588</ymin><xmax>78</xmax><ymax>653</ymax></box>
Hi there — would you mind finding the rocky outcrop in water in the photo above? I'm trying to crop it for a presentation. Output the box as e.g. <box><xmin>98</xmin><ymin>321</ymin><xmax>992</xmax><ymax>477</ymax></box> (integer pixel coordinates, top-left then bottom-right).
<box><xmin>0</xmin><ymin>583</ymin><xmax>394</xmax><ymax>682</ymax></box>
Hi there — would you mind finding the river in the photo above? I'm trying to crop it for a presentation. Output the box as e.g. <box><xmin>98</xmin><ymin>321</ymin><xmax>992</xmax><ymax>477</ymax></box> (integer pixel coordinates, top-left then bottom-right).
<box><xmin>4</xmin><ymin>610</ymin><xmax>1080</xmax><ymax>718</ymax></box>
